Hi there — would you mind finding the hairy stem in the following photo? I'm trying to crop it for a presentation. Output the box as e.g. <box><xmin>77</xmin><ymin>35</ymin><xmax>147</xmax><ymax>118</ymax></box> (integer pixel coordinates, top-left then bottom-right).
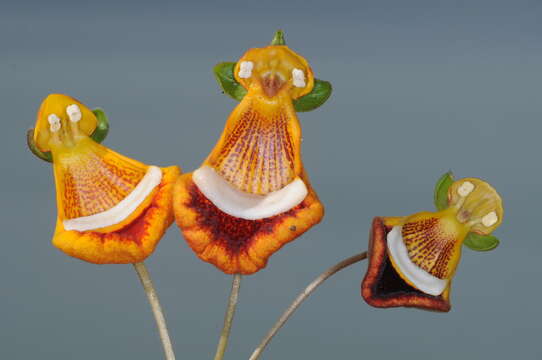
<box><xmin>133</xmin><ymin>262</ymin><xmax>176</xmax><ymax>360</ymax></box>
<box><xmin>214</xmin><ymin>274</ymin><xmax>242</xmax><ymax>360</ymax></box>
<box><xmin>249</xmin><ymin>252</ymin><xmax>368</xmax><ymax>360</ymax></box>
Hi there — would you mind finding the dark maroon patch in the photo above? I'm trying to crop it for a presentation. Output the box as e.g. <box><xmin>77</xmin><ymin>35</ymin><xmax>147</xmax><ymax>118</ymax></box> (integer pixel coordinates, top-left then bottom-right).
<box><xmin>187</xmin><ymin>184</ymin><xmax>304</xmax><ymax>255</ymax></box>
<box><xmin>114</xmin><ymin>203</ymin><xmax>155</xmax><ymax>245</ymax></box>
<box><xmin>361</xmin><ymin>217</ymin><xmax>451</xmax><ymax>312</ymax></box>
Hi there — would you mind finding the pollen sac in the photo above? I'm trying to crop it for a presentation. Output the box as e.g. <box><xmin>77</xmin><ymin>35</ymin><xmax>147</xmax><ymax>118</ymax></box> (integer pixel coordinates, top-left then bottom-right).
<box><xmin>66</xmin><ymin>104</ymin><xmax>82</xmax><ymax>123</ymax></box>
<box><xmin>448</xmin><ymin>178</ymin><xmax>503</xmax><ymax>235</ymax></box>
<box><xmin>238</xmin><ymin>61</ymin><xmax>254</xmax><ymax>78</ymax></box>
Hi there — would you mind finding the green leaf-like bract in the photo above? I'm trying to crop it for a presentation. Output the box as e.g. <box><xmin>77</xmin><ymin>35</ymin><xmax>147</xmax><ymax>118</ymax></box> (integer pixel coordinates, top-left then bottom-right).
<box><xmin>26</xmin><ymin>128</ymin><xmax>53</xmax><ymax>162</ymax></box>
<box><xmin>434</xmin><ymin>171</ymin><xmax>454</xmax><ymax>211</ymax></box>
<box><xmin>27</xmin><ymin>108</ymin><xmax>110</xmax><ymax>163</ymax></box>
<box><xmin>90</xmin><ymin>108</ymin><xmax>110</xmax><ymax>144</ymax></box>
<box><xmin>213</xmin><ymin>62</ymin><xmax>332</xmax><ymax>112</ymax></box>
<box><xmin>463</xmin><ymin>232</ymin><xmax>500</xmax><ymax>251</ymax></box>
<box><xmin>213</xmin><ymin>62</ymin><xmax>247</xmax><ymax>102</ymax></box>
<box><xmin>293</xmin><ymin>79</ymin><xmax>332</xmax><ymax>112</ymax></box>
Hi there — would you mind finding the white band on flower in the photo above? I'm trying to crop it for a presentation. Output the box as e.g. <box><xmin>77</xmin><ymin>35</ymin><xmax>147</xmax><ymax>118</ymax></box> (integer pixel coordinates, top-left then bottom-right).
<box><xmin>193</xmin><ymin>165</ymin><xmax>308</xmax><ymax>220</ymax></box>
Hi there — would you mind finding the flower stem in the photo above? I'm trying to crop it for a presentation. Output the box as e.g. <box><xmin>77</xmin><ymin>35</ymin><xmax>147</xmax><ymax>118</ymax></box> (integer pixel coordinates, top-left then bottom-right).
<box><xmin>133</xmin><ymin>262</ymin><xmax>176</xmax><ymax>360</ymax></box>
<box><xmin>214</xmin><ymin>274</ymin><xmax>242</xmax><ymax>360</ymax></box>
<box><xmin>248</xmin><ymin>252</ymin><xmax>368</xmax><ymax>360</ymax></box>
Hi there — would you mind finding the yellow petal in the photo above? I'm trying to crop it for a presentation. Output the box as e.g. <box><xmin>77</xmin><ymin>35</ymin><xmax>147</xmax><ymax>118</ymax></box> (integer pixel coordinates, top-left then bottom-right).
<box><xmin>447</xmin><ymin>177</ymin><xmax>503</xmax><ymax>235</ymax></box>
<box><xmin>33</xmin><ymin>94</ymin><xmax>97</xmax><ymax>152</ymax></box>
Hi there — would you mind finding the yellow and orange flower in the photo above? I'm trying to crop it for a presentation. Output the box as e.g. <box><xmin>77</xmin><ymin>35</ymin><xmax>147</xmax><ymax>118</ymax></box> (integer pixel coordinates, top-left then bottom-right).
<box><xmin>173</xmin><ymin>39</ymin><xmax>325</xmax><ymax>274</ymax></box>
<box><xmin>362</xmin><ymin>177</ymin><xmax>503</xmax><ymax>312</ymax></box>
<box><xmin>31</xmin><ymin>94</ymin><xmax>180</xmax><ymax>264</ymax></box>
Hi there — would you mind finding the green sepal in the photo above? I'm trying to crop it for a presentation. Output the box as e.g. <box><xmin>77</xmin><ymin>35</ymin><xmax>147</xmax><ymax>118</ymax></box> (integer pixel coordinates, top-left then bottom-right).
<box><xmin>434</xmin><ymin>171</ymin><xmax>455</xmax><ymax>211</ymax></box>
<box><xmin>293</xmin><ymin>79</ymin><xmax>332</xmax><ymax>112</ymax></box>
<box><xmin>463</xmin><ymin>232</ymin><xmax>500</xmax><ymax>251</ymax></box>
<box><xmin>270</xmin><ymin>30</ymin><xmax>286</xmax><ymax>45</ymax></box>
<box><xmin>90</xmin><ymin>108</ymin><xmax>109</xmax><ymax>144</ymax></box>
<box><xmin>27</xmin><ymin>108</ymin><xmax>110</xmax><ymax>163</ymax></box>
<box><xmin>213</xmin><ymin>62</ymin><xmax>247</xmax><ymax>101</ymax></box>
<box><xmin>26</xmin><ymin>128</ymin><xmax>53</xmax><ymax>162</ymax></box>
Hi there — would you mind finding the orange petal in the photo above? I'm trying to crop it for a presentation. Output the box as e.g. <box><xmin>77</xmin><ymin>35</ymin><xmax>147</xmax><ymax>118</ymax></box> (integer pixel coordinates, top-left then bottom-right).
<box><xmin>173</xmin><ymin>172</ymin><xmax>323</xmax><ymax>274</ymax></box>
<box><xmin>53</xmin><ymin>166</ymin><xmax>180</xmax><ymax>264</ymax></box>
<box><xmin>205</xmin><ymin>90</ymin><xmax>301</xmax><ymax>195</ymax></box>
<box><xmin>53</xmin><ymin>138</ymin><xmax>153</xmax><ymax>222</ymax></box>
<box><xmin>361</xmin><ymin>217</ymin><xmax>452</xmax><ymax>312</ymax></box>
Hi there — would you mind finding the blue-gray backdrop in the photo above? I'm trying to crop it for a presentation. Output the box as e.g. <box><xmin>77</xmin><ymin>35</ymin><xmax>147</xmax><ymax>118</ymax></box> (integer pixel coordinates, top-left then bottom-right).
<box><xmin>2</xmin><ymin>0</ymin><xmax>540</xmax><ymax>359</ymax></box>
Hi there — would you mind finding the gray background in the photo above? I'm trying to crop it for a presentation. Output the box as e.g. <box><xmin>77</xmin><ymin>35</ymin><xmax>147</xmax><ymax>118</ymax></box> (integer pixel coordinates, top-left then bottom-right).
<box><xmin>2</xmin><ymin>0</ymin><xmax>541</xmax><ymax>359</ymax></box>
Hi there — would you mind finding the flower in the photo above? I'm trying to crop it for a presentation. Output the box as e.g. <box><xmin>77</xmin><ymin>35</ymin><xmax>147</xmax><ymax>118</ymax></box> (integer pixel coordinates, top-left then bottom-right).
<box><xmin>29</xmin><ymin>94</ymin><xmax>180</xmax><ymax>264</ymax></box>
<box><xmin>361</xmin><ymin>174</ymin><xmax>503</xmax><ymax>312</ymax></box>
<box><xmin>173</xmin><ymin>32</ymin><xmax>329</xmax><ymax>274</ymax></box>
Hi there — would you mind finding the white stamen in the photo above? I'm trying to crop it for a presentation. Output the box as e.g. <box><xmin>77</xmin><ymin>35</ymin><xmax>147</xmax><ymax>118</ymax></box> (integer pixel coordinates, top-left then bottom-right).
<box><xmin>458</xmin><ymin>181</ymin><xmax>475</xmax><ymax>197</ymax></box>
<box><xmin>193</xmin><ymin>165</ymin><xmax>308</xmax><ymax>220</ymax></box>
<box><xmin>66</xmin><ymin>104</ymin><xmax>82</xmax><ymax>123</ymax></box>
<box><xmin>387</xmin><ymin>226</ymin><xmax>448</xmax><ymax>296</ymax></box>
<box><xmin>482</xmin><ymin>211</ymin><xmax>498</xmax><ymax>227</ymax></box>
<box><xmin>238</xmin><ymin>61</ymin><xmax>253</xmax><ymax>78</ymax></box>
<box><xmin>63</xmin><ymin>166</ymin><xmax>162</xmax><ymax>232</ymax></box>
<box><xmin>48</xmin><ymin>114</ymin><xmax>61</xmax><ymax>132</ymax></box>
<box><xmin>48</xmin><ymin>114</ymin><xmax>60</xmax><ymax>125</ymax></box>
<box><xmin>292</xmin><ymin>68</ymin><xmax>305</xmax><ymax>87</ymax></box>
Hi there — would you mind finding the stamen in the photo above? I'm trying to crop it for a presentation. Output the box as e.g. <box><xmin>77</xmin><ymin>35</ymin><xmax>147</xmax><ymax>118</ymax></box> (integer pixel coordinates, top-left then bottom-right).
<box><xmin>48</xmin><ymin>114</ymin><xmax>61</xmax><ymax>132</ymax></box>
<box><xmin>482</xmin><ymin>211</ymin><xmax>498</xmax><ymax>227</ymax></box>
<box><xmin>66</xmin><ymin>104</ymin><xmax>82</xmax><ymax>123</ymax></box>
<box><xmin>48</xmin><ymin>114</ymin><xmax>60</xmax><ymax>125</ymax></box>
<box><xmin>458</xmin><ymin>181</ymin><xmax>475</xmax><ymax>197</ymax></box>
<box><xmin>239</xmin><ymin>61</ymin><xmax>253</xmax><ymax>78</ymax></box>
<box><xmin>292</xmin><ymin>68</ymin><xmax>305</xmax><ymax>87</ymax></box>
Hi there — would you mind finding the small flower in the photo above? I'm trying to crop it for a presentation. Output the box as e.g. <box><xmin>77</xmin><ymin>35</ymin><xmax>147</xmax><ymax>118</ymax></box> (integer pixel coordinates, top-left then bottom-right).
<box><xmin>29</xmin><ymin>94</ymin><xmax>180</xmax><ymax>264</ymax></box>
<box><xmin>362</xmin><ymin>173</ymin><xmax>503</xmax><ymax>312</ymax></box>
<box><xmin>173</xmin><ymin>32</ymin><xmax>329</xmax><ymax>274</ymax></box>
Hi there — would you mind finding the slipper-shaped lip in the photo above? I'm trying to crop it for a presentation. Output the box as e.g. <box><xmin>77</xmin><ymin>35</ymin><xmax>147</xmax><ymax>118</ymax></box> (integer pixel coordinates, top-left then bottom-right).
<box><xmin>193</xmin><ymin>165</ymin><xmax>308</xmax><ymax>220</ymax></box>
<box><xmin>387</xmin><ymin>225</ymin><xmax>448</xmax><ymax>296</ymax></box>
<box><xmin>63</xmin><ymin>166</ymin><xmax>163</xmax><ymax>232</ymax></box>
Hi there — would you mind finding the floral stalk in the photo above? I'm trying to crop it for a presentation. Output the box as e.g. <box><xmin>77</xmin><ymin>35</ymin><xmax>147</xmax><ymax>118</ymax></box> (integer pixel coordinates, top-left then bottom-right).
<box><xmin>133</xmin><ymin>262</ymin><xmax>176</xmax><ymax>360</ymax></box>
<box><xmin>249</xmin><ymin>252</ymin><xmax>367</xmax><ymax>360</ymax></box>
<box><xmin>214</xmin><ymin>274</ymin><xmax>242</xmax><ymax>360</ymax></box>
